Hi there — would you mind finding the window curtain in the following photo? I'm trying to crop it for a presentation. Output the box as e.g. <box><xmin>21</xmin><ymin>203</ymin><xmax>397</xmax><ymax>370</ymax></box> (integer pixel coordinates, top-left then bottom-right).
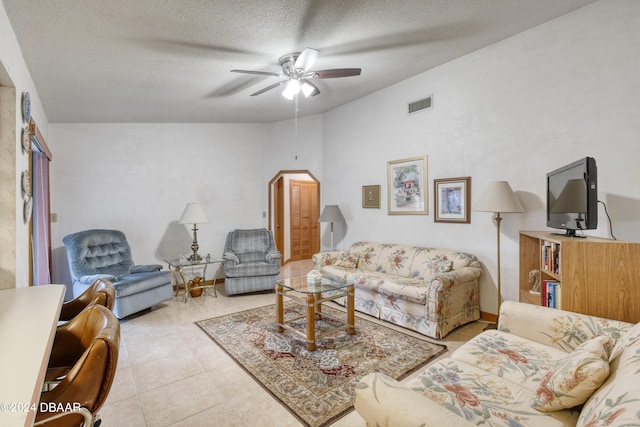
<box><xmin>32</xmin><ymin>150</ymin><xmax>51</xmax><ymax>285</ymax></box>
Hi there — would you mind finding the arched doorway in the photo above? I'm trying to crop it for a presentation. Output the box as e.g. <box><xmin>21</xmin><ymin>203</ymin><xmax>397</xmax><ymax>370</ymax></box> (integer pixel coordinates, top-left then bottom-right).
<box><xmin>268</xmin><ymin>170</ymin><xmax>320</xmax><ymax>264</ymax></box>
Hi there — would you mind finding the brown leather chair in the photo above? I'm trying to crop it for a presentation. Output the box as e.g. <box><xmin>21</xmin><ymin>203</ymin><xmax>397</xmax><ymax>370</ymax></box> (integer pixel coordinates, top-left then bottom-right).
<box><xmin>59</xmin><ymin>279</ymin><xmax>115</xmax><ymax>322</ymax></box>
<box><xmin>36</xmin><ymin>305</ymin><xmax>120</xmax><ymax>427</ymax></box>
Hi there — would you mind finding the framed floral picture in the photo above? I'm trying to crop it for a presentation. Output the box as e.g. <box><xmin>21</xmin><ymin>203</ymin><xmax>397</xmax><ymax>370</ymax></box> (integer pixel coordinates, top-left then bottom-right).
<box><xmin>387</xmin><ymin>155</ymin><xmax>428</xmax><ymax>215</ymax></box>
<box><xmin>362</xmin><ymin>185</ymin><xmax>381</xmax><ymax>208</ymax></box>
<box><xmin>434</xmin><ymin>176</ymin><xmax>471</xmax><ymax>223</ymax></box>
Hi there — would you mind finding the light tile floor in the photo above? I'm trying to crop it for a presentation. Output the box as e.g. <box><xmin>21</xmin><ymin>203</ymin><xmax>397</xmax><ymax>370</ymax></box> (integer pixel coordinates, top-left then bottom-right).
<box><xmin>99</xmin><ymin>260</ymin><xmax>487</xmax><ymax>426</ymax></box>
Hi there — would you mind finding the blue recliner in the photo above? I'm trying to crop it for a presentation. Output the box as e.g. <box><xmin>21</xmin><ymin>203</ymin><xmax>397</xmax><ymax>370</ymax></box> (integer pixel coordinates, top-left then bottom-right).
<box><xmin>63</xmin><ymin>229</ymin><xmax>173</xmax><ymax>318</ymax></box>
<box><xmin>222</xmin><ymin>228</ymin><xmax>281</xmax><ymax>295</ymax></box>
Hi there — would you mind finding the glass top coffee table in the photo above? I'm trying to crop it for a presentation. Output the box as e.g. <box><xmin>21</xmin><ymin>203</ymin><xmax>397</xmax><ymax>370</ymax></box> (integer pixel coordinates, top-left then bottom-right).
<box><xmin>276</xmin><ymin>275</ymin><xmax>355</xmax><ymax>351</ymax></box>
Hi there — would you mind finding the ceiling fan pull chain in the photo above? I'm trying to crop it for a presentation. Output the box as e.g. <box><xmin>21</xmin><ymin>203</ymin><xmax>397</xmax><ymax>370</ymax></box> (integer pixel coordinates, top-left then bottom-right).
<box><xmin>294</xmin><ymin>93</ymin><xmax>299</xmax><ymax>153</ymax></box>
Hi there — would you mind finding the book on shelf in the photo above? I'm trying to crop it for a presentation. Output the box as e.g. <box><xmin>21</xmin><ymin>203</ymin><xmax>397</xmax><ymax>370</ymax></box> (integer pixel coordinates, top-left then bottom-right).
<box><xmin>541</xmin><ymin>241</ymin><xmax>561</xmax><ymax>275</ymax></box>
<box><xmin>541</xmin><ymin>280</ymin><xmax>562</xmax><ymax>309</ymax></box>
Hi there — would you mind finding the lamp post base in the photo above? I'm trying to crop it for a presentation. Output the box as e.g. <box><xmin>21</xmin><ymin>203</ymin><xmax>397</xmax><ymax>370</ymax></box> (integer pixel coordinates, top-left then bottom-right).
<box><xmin>188</xmin><ymin>253</ymin><xmax>202</xmax><ymax>262</ymax></box>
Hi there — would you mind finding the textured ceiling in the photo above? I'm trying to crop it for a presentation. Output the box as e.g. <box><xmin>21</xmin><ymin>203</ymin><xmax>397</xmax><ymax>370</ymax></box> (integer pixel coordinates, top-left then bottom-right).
<box><xmin>3</xmin><ymin>0</ymin><xmax>596</xmax><ymax>123</ymax></box>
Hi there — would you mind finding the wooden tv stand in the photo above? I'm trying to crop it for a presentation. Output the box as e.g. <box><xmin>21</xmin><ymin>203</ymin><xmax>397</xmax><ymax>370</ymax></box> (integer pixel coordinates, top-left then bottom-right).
<box><xmin>519</xmin><ymin>231</ymin><xmax>640</xmax><ymax>323</ymax></box>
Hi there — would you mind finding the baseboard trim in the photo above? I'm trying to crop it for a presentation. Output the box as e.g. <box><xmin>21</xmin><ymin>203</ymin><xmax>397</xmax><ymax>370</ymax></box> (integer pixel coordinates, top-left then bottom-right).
<box><xmin>480</xmin><ymin>311</ymin><xmax>498</xmax><ymax>323</ymax></box>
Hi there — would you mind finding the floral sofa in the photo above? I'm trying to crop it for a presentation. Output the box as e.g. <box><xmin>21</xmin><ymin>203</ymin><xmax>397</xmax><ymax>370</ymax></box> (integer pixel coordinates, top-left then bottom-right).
<box><xmin>354</xmin><ymin>301</ymin><xmax>640</xmax><ymax>427</ymax></box>
<box><xmin>312</xmin><ymin>242</ymin><xmax>483</xmax><ymax>339</ymax></box>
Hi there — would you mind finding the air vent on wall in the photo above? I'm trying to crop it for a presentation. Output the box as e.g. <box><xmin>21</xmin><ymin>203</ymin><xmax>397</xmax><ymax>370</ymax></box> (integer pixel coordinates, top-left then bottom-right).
<box><xmin>408</xmin><ymin>95</ymin><xmax>433</xmax><ymax>115</ymax></box>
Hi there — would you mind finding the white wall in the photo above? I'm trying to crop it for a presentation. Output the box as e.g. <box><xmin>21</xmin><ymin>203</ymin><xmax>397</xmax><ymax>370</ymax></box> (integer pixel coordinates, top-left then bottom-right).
<box><xmin>321</xmin><ymin>0</ymin><xmax>640</xmax><ymax>315</ymax></box>
<box><xmin>48</xmin><ymin>118</ymin><xmax>324</xmax><ymax>291</ymax></box>
<box><xmin>0</xmin><ymin>4</ymin><xmax>50</xmax><ymax>288</ymax></box>
<box><xmin>48</xmin><ymin>123</ymin><xmax>260</xmax><ymax>282</ymax></box>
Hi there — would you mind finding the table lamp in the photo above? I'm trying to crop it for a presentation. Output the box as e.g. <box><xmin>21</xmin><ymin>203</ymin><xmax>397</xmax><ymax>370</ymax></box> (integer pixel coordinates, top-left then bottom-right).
<box><xmin>179</xmin><ymin>202</ymin><xmax>210</xmax><ymax>261</ymax></box>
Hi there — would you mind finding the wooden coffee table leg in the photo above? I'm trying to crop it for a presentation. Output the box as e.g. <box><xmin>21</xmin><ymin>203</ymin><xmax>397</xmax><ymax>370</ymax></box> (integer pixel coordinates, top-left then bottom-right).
<box><xmin>347</xmin><ymin>285</ymin><xmax>355</xmax><ymax>335</ymax></box>
<box><xmin>314</xmin><ymin>292</ymin><xmax>322</xmax><ymax>320</ymax></box>
<box><xmin>276</xmin><ymin>283</ymin><xmax>284</xmax><ymax>332</ymax></box>
<box><xmin>306</xmin><ymin>293</ymin><xmax>316</xmax><ymax>351</ymax></box>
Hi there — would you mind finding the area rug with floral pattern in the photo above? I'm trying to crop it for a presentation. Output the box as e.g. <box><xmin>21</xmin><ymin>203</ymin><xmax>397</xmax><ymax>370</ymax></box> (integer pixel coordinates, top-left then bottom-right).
<box><xmin>196</xmin><ymin>301</ymin><xmax>447</xmax><ymax>427</ymax></box>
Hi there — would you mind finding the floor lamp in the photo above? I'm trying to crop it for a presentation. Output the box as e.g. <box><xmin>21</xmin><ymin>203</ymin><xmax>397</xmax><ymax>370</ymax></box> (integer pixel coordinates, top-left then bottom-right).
<box><xmin>319</xmin><ymin>205</ymin><xmax>345</xmax><ymax>251</ymax></box>
<box><xmin>474</xmin><ymin>181</ymin><xmax>524</xmax><ymax>329</ymax></box>
<box><xmin>179</xmin><ymin>202</ymin><xmax>210</xmax><ymax>261</ymax></box>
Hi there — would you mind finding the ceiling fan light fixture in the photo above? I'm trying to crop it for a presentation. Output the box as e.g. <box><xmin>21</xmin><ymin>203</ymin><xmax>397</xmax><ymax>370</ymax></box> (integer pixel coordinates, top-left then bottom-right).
<box><xmin>235</xmin><ymin>48</ymin><xmax>361</xmax><ymax>99</ymax></box>
<box><xmin>282</xmin><ymin>79</ymin><xmax>300</xmax><ymax>100</ymax></box>
<box><xmin>301</xmin><ymin>81</ymin><xmax>315</xmax><ymax>97</ymax></box>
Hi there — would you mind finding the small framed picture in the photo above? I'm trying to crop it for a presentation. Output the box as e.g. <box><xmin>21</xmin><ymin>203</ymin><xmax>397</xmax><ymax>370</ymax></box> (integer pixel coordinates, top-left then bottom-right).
<box><xmin>434</xmin><ymin>177</ymin><xmax>471</xmax><ymax>223</ymax></box>
<box><xmin>362</xmin><ymin>185</ymin><xmax>381</xmax><ymax>208</ymax></box>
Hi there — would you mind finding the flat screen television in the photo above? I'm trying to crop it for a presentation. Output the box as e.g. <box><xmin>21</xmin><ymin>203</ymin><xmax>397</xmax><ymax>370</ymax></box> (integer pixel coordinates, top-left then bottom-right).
<box><xmin>546</xmin><ymin>157</ymin><xmax>598</xmax><ymax>237</ymax></box>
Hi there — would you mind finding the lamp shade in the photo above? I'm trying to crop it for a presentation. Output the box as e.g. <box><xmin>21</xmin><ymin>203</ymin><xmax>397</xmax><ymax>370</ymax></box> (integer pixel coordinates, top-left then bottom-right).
<box><xmin>318</xmin><ymin>205</ymin><xmax>345</xmax><ymax>223</ymax></box>
<box><xmin>474</xmin><ymin>181</ymin><xmax>524</xmax><ymax>214</ymax></box>
<box><xmin>179</xmin><ymin>203</ymin><xmax>210</xmax><ymax>224</ymax></box>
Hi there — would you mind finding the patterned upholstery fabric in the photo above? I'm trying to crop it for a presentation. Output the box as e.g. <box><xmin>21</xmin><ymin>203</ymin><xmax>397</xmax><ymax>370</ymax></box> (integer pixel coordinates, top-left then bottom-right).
<box><xmin>532</xmin><ymin>335</ymin><xmax>611</xmax><ymax>412</ymax></box>
<box><xmin>354</xmin><ymin>301</ymin><xmax>638</xmax><ymax>427</ymax></box>
<box><xmin>313</xmin><ymin>242</ymin><xmax>483</xmax><ymax>338</ymax></box>
<box><xmin>222</xmin><ymin>228</ymin><xmax>281</xmax><ymax>295</ymax></box>
<box><xmin>63</xmin><ymin>229</ymin><xmax>173</xmax><ymax>318</ymax></box>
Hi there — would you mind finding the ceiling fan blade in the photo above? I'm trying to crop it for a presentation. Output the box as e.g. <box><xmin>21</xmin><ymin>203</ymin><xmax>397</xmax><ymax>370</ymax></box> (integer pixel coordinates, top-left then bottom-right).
<box><xmin>311</xmin><ymin>68</ymin><xmax>362</xmax><ymax>79</ymax></box>
<box><xmin>250</xmin><ymin>80</ymin><xmax>287</xmax><ymax>96</ymax></box>
<box><xmin>294</xmin><ymin>48</ymin><xmax>319</xmax><ymax>71</ymax></box>
<box><xmin>302</xmin><ymin>79</ymin><xmax>320</xmax><ymax>97</ymax></box>
<box><xmin>231</xmin><ymin>69</ymin><xmax>281</xmax><ymax>77</ymax></box>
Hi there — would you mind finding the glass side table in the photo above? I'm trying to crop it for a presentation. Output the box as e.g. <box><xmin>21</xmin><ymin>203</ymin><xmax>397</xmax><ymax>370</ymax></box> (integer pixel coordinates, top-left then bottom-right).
<box><xmin>164</xmin><ymin>257</ymin><xmax>224</xmax><ymax>302</ymax></box>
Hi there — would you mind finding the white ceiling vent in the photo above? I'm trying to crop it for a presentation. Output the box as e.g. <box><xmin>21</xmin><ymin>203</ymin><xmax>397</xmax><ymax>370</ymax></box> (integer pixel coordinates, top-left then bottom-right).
<box><xmin>408</xmin><ymin>95</ymin><xmax>433</xmax><ymax>115</ymax></box>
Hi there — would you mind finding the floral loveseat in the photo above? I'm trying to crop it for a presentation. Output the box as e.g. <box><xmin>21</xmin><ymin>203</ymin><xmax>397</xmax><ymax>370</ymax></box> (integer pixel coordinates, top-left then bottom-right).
<box><xmin>354</xmin><ymin>301</ymin><xmax>640</xmax><ymax>427</ymax></box>
<box><xmin>312</xmin><ymin>242</ymin><xmax>483</xmax><ymax>339</ymax></box>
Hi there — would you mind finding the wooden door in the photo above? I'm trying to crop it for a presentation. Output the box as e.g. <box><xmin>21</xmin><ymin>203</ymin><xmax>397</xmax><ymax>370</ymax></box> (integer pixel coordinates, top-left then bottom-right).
<box><xmin>274</xmin><ymin>176</ymin><xmax>285</xmax><ymax>263</ymax></box>
<box><xmin>290</xmin><ymin>180</ymin><xmax>319</xmax><ymax>260</ymax></box>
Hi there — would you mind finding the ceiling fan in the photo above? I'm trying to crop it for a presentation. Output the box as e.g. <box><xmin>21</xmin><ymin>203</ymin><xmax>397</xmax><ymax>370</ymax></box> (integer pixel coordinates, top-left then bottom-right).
<box><xmin>231</xmin><ymin>48</ymin><xmax>361</xmax><ymax>99</ymax></box>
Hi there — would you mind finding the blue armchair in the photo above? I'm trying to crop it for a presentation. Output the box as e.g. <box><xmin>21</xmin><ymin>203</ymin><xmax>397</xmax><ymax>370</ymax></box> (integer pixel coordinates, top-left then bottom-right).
<box><xmin>63</xmin><ymin>229</ymin><xmax>173</xmax><ymax>318</ymax></box>
<box><xmin>222</xmin><ymin>228</ymin><xmax>281</xmax><ymax>295</ymax></box>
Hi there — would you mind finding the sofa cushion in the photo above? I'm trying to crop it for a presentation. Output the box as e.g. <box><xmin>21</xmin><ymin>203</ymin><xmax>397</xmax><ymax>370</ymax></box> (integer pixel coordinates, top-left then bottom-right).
<box><xmin>63</xmin><ymin>229</ymin><xmax>135</xmax><ymax>278</ymax></box>
<box><xmin>79</xmin><ymin>274</ymin><xmax>118</xmax><ymax>284</ymax></box>
<box><xmin>230</xmin><ymin>229</ymin><xmax>270</xmax><ymax>253</ymax></box>
<box><xmin>404</xmin><ymin>358</ymin><xmax>579</xmax><ymax>426</ymax></box>
<box><xmin>451</xmin><ymin>330</ymin><xmax>567</xmax><ymax>391</ymax></box>
<box><xmin>130</xmin><ymin>264</ymin><xmax>162</xmax><ymax>273</ymax></box>
<box><xmin>531</xmin><ymin>335</ymin><xmax>611</xmax><ymax>412</ymax></box>
<box><xmin>348</xmin><ymin>242</ymin><xmax>380</xmax><ymax>271</ymax></box>
<box><xmin>113</xmin><ymin>271</ymin><xmax>172</xmax><ymax>298</ymax></box>
<box><xmin>609</xmin><ymin>321</ymin><xmax>640</xmax><ymax>361</ymax></box>
<box><xmin>224</xmin><ymin>261</ymin><xmax>279</xmax><ymax>278</ymax></box>
<box><xmin>237</xmin><ymin>251</ymin><xmax>266</xmax><ymax>263</ymax></box>
<box><xmin>375</xmin><ymin>275</ymin><xmax>429</xmax><ymax>304</ymax></box>
<box><xmin>334</xmin><ymin>251</ymin><xmax>359</xmax><ymax>268</ymax></box>
<box><xmin>373</xmin><ymin>244</ymin><xmax>416</xmax><ymax>277</ymax></box>
<box><xmin>340</xmin><ymin>269</ymin><xmax>427</xmax><ymax>303</ymax></box>
<box><xmin>319</xmin><ymin>264</ymin><xmax>357</xmax><ymax>283</ymax></box>
<box><xmin>410</xmin><ymin>248</ymin><xmax>454</xmax><ymax>281</ymax></box>
<box><xmin>577</xmin><ymin>328</ymin><xmax>640</xmax><ymax>427</ymax></box>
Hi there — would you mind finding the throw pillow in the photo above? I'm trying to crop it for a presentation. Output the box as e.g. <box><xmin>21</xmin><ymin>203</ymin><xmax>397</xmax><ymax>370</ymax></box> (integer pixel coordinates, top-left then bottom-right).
<box><xmin>610</xmin><ymin>321</ymin><xmax>640</xmax><ymax>361</ymax></box>
<box><xmin>431</xmin><ymin>258</ymin><xmax>453</xmax><ymax>274</ymax></box>
<box><xmin>531</xmin><ymin>335</ymin><xmax>611</xmax><ymax>412</ymax></box>
<box><xmin>334</xmin><ymin>251</ymin><xmax>359</xmax><ymax>268</ymax></box>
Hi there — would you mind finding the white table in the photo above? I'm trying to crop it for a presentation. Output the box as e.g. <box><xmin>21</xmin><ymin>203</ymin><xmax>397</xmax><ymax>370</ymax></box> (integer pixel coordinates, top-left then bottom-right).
<box><xmin>0</xmin><ymin>285</ymin><xmax>65</xmax><ymax>427</ymax></box>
